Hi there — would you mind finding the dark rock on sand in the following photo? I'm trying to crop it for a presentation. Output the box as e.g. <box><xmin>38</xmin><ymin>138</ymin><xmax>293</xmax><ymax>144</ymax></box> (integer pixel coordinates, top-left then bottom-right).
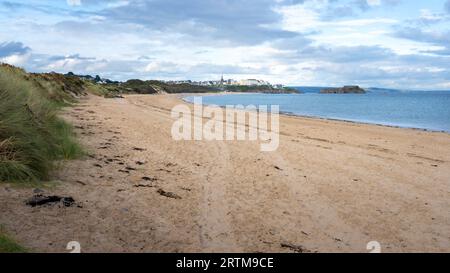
<box><xmin>142</xmin><ymin>176</ymin><xmax>157</xmax><ymax>182</ymax></box>
<box><xmin>26</xmin><ymin>195</ymin><xmax>77</xmax><ymax>207</ymax></box>
<box><xmin>134</xmin><ymin>184</ymin><xmax>155</xmax><ymax>188</ymax></box>
<box><xmin>280</xmin><ymin>242</ymin><xmax>312</xmax><ymax>253</ymax></box>
<box><xmin>157</xmin><ymin>189</ymin><xmax>181</xmax><ymax>199</ymax></box>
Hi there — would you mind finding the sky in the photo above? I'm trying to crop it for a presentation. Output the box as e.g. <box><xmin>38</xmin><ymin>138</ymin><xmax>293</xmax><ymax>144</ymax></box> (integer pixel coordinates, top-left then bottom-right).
<box><xmin>0</xmin><ymin>0</ymin><xmax>449</xmax><ymax>89</ymax></box>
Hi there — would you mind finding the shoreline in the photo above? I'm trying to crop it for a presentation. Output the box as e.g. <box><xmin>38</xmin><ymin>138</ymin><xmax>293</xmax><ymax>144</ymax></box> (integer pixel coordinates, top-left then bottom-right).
<box><xmin>179</xmin><ymin>93</ymin><xmax>450</xmax><ymax>135</ymax></box>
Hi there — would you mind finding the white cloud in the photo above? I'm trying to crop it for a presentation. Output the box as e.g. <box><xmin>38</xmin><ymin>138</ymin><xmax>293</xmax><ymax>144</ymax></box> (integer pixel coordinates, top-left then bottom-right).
<box><xmin>275</xmin><ymin>4</ymin><xmax>321</xmax><ymax>32</ymax></box>
<box><xmin>143</xmin><ymin>61</ymin><xmax>183</xmax><ymax>74</ymax></box>
<box><xmin>367</xmin><ymin>0</ymin><xmax>381</xmax><ymax>6</ymax></box>
<box><xmin>0</xmin><ymin>53</ymin><xmax>31</xmax><ymax>66</ymax></box>
<box><xmin>334</xmin><ymin>18</ymin><xmax>398</xmax><ymax>27</ymax></box>
<box><xmin>419</xmin><ymin>9</ymin><xmax>444</xmax><ymax>23</ymax></box>
<box><xmin>107</xmin><ymin>1</ymin><xmax>130</xmax><ymax>8</ymax></box>
<box><xmin>1</xmin><ymin>0</ymin><xmax>449</xmax><ymax>88</ymax></box>
<box><xmin>67</xmin><ymin>0</ymin><xmax>81</xmax><ymax>6</ymax></box>
<box><xmin>43</xmin><ymin>56</ymin><xmax>83</xmax><ymax>70</ymax></box>
<box><xmin>276</xmin><ymin>4</ymin><xmax>397</xmax><ymax>32</ymax></box>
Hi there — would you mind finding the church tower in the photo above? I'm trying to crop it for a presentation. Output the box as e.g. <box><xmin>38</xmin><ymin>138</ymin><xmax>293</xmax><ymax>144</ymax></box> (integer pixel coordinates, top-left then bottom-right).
<box><xmin>220</xmin><ymin>73</ymin><xmax>225</xmax><ymax>89</ymax></box>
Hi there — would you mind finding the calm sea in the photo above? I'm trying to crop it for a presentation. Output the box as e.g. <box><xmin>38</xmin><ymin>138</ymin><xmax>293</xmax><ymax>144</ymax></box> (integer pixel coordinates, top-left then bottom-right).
<box><xmin>184</xmin><ymin>88</ymin><xmax>450</xmax><ymax>132</ymax></box>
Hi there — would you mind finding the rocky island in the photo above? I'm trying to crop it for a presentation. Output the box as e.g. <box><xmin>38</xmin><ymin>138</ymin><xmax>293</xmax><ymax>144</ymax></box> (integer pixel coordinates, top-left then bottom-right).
<box><xmin>320</xmin><ymin>85</ymin><xmax>366</xmax><ymax>94</ymax></box>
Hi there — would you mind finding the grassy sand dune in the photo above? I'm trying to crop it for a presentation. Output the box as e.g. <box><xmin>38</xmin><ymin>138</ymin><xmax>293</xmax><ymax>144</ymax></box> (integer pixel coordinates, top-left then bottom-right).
<box><xmin>0</xmin><ymin>64</ymin><xmax>83</xmax><ymax>182</ymax></box>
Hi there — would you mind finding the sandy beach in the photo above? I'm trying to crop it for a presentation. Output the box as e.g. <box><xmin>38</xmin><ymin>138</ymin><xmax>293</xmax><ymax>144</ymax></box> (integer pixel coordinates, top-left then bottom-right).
<box><xmin>1</xmin><ymin>93</ymin><xmax>449</xmax><ymax>253</ymax></box>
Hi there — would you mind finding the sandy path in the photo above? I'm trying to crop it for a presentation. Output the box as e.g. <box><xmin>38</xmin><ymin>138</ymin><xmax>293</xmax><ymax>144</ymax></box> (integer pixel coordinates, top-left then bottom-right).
<box><xmin>1</xmin><ymin>94</ymin><xmax>449</xmax><ymax>253</ymax></box>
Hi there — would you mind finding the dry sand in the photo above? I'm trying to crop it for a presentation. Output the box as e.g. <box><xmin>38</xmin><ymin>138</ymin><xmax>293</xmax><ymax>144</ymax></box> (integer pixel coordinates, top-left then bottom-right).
<box><xmin>1</xmin><ymin>94</ymin><xmax>449</xmax><ymax>253</ymax></box>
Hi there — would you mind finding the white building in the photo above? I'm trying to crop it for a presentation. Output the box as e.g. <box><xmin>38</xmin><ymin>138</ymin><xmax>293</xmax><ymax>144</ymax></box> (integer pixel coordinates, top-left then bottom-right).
<box><xmin>239</xmin><ymin>79</ymin><xmax>269</xmax><ymax>86</ymax></box>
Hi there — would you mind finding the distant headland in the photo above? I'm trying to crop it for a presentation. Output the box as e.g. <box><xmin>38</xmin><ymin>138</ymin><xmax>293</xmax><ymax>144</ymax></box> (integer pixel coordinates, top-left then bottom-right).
<box><xmin>65</xmin><ymin>72</ymin><xmax>299</xmax><ymax>95</ymax></box>
<box><xmin>320</xmin><ymin>86</ymin><xmax>366</xmax><ymax>94</ymax></box>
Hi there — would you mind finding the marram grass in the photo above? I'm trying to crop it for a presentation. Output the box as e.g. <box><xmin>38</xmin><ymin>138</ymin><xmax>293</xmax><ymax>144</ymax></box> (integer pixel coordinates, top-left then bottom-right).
<box><xmin>0</xmin><ymin>64</ymin><xmax>83</xmax><ymax>182</ymax></box>
<box><xmin>0</xmin><ymin>226</ymin><xmax>27</xmax><ymax>253</ymax></box>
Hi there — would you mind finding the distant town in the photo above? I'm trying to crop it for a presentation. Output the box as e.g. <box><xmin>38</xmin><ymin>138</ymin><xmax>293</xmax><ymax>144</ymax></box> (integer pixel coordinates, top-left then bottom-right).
<box><xmin>61</xmin><ymin>71</ymin><xmax>296</xmax><ymax>95</ymax></box>
<box><xmin>68</xmin><ymin>72</ymin><xmax>285</xmax><ymax>89</ymax></box>
<box><xmin>164</xmin><ymin>75</ymin><xmax>284</xmax><ymax>89</ymax></box>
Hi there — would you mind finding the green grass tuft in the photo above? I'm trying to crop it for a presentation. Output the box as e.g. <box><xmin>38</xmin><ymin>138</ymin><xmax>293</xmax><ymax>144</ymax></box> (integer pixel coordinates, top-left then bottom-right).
<box><xmin>0</xmin><ymin>226</ymin><xmax>27</xmax><ymax>253</ymax></box>
<box><xmin>0</xmin><ymin>63</ymin><xmax>84</xmax><ymax>182</ymax></box>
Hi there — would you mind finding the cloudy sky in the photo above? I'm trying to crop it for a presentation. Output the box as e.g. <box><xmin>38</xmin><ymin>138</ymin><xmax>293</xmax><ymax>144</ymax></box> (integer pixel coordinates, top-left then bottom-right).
<box><xmin>0</xmin><ymin>0</ymin><xmax>449</xmax><ymax>89</ymax></box>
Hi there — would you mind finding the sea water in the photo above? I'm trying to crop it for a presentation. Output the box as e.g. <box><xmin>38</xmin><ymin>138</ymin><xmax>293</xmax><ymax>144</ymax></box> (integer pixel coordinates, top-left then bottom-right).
<box><xmin>184</xmin><ymin>89</ymin><xmax>450</xmax><ymax>132</ymax></box>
